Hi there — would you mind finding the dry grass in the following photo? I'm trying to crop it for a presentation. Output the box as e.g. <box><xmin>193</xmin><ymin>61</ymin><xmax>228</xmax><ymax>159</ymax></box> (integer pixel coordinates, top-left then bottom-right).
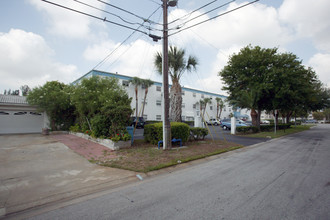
<box><xmin>92</xmin><ymin>140</ymin><xmax>242</xmax><ymax>173</ymax></box>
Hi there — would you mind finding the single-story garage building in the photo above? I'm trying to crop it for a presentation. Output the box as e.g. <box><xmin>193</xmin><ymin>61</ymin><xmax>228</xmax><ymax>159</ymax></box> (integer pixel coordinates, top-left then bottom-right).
<box><xmin>0</xmin><ymin>95</ymin><xmax>49</xmax><ymax>134</ymax></box>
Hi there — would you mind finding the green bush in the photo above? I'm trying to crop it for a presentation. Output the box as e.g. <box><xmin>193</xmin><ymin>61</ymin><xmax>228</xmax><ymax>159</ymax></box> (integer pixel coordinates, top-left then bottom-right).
<box><xmin>189</xmin><ymin>127</ymin><xmax>208</xmax><ymax>140</ymax></box>
<box><xmin>90</xmin><ymin>114</ymin><xmax>109</xmax><ymax>138</ymax></box>
<box><xmin>144</xmin><ymin>122</ymin><xmax>190</xmax><ymax>145</ymax></box>
<box><xmin>278</xmin><ymin>123</ymin><xmax>291</xmax><ymax>130</ymax></box>
<box><xmin>260</xmin><ymin>125</ymin><xmax>273</xmax><ymax>132</ymax></box>
<box><xmin>69</xmin><ymin>124</ymin><xmax>80</xmax><ymax>132</ymax></box>
<box><xmin>236</xmin><ymin>126</ymin><xmax>251</xmax><ymax>133</ymax></box>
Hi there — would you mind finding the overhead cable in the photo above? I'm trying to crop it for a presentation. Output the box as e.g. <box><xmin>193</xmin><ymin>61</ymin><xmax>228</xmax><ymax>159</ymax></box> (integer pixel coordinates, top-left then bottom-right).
<box><xmin>41</xmin><ymin>0</ymin><xmax>149</xmax><ymax>36</ymax></box>
<box><xmin>97</xmin><ymin>0</ymin><xmax>161</xmax><ymax>25</ymax></box>
<box><xmin>169</xmin><ymin>0</ymin><xmax>259</xmax><ymax>36</ymax></box>
<box><xmin>171</xmin><ymin>0</ymin><xmax>235</xmax><ymax>30</ymax></box>
<box><xmin>93</xmin><ymin>5</ymin><xmax>162</xmax><ymax>70</ymax></box>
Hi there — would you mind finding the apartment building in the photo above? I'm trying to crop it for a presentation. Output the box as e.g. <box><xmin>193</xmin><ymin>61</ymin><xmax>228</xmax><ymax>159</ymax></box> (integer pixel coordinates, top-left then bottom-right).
<box><xmin>73</xmin><ymin>70</ymin><xmax>250</xmax><ymax>121</ymax></box>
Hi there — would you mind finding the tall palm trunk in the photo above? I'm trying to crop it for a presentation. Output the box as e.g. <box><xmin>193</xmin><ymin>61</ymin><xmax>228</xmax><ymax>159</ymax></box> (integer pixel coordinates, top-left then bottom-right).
<box><xmin>141</xmin><ymin>87</ymin><xmax>148</xmax><ymax>117</ymax></box>
<box><xmin>170</xmin><ymin>78</ymin><xmax>182</xmax><ymax>122</ymax></box>
<box><xmin>135</xmin><ymin>87</ymin><xmax>138</xmax><ymax>117</ymax></box>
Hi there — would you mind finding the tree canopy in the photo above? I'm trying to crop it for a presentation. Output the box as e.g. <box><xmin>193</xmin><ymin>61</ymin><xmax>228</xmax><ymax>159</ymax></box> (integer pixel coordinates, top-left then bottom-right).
<box><xmin>219</xmin><ymin>45</ymin><xmax>329</xmax><ymax>128</ymax></box>
<box><xmin>154</xmin><ymin>46</ymin><xmax>198</xmax><ymax>121</ymax></box>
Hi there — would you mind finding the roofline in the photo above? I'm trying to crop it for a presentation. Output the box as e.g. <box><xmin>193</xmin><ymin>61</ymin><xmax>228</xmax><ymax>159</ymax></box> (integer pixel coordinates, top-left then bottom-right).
<box><xmin>75</xmin><ymin>69</ymin><xmax>227</xmax><ymax>99</ymax></box>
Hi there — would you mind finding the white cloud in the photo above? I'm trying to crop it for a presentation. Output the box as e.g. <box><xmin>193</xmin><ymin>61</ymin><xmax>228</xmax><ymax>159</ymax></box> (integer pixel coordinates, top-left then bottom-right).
<box><xmin>28</xmin><ymin>0</ymin><xmax>105</xmax><ymax>39</ymax></box>
<box><xmin>84</xmin><ymin>38</ymin><xmax>162</xmax><ymax>80</ymax></box>
<box><xmin>170</xmin><ymin>2</ymin><xmax>293</xmax><ymax>50</ymax></box>
<box><xmin>279</xmin><ymin>0</ymin><xmax>330</xmax><ymax>52</ymax></box>
<box><xmin>0</xmin><ymin>29</ymin><xmax>79</xmax><ymax>92</ymax></box>
<box><xmin>308</xmin><ymin>53</ymin><xmax>330</xmax><ymax>87</ymax></box>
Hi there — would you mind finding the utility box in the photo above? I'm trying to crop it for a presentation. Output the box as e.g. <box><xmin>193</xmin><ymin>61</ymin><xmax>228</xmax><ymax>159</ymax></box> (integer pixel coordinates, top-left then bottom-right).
<box><xmin>231</xmin><ymin>117</ymin><xmax>236</xmax><ymax>135</ymax></box>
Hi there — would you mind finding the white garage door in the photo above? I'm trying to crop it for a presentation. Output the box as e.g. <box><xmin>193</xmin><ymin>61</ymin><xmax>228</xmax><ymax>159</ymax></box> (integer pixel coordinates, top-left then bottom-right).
<box><xmin>0</xmin><ymin>110</ymin><xmax>44</xmax><ymax>134</ymax></box>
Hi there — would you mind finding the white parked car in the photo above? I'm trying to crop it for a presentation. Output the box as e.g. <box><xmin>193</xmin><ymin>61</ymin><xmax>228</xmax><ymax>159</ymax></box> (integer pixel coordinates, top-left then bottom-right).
<box><xmin>261</xmin><ymin>120</ymin><xmax>270</xmax><ymax>124</ymax></box>
<box><xmin>207</xmin><ymin>118</ymin><xmax>221</xmax><ymax>126</ymax></box>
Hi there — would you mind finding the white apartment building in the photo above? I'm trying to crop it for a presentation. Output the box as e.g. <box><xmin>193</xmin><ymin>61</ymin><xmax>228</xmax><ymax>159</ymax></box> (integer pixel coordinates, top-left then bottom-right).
<box><xmin>74</xmin><ymin>70</ymin><xmax>250</xmax><ymax>121</ymax></box>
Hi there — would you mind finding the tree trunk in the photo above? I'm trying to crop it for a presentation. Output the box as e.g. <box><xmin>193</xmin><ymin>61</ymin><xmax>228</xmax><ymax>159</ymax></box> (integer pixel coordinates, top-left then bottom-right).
<box><xmin>170</xmin><ymin>79</ymin><xmax>182</xmax><ymax>122</ymax></box>
<box><xmin>251</xmin><ymin>108</ymin><xmax>258</xmax><ymax>127</ymax></box>
<box><xmin>135</xmin><ymin>88</ymin><xmax>138</xmax><ymax>117</ymax></box>
<box><xmin>219</xmin><ymin>108</ymin><xmax>222</xmax><ymax>119</ymax></box>
<box><xmin>141</xmin><ymin>88</ymin><xmax>148</xmax><ymax>117</ymax></box>
<box><xmin>216</xmin><ymin>103</ymin><xmax>219</xmax><ymax>119</ymax></box>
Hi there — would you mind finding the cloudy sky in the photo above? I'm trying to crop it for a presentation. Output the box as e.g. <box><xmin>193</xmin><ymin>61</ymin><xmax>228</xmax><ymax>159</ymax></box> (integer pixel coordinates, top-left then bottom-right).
<box><xmin>1</xmin><ymin>0</ymin><xmax>329</xmax><ymax>95</ymax></box>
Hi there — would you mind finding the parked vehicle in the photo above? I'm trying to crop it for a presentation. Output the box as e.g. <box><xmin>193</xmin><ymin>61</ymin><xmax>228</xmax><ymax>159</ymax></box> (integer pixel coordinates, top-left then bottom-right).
<box><xmin>221</xmin><ymin>119</ymin><xmax>248</xmax><ymax>130</ymax></box>
<box><xmin>304</xmin><ymin>119</ymin><xmax>318</xmax><ymax>124</ymax></box>
<box><xmin>130</xmin><ymin>117</ymin><xmax>145</xmax><ymax>128</ymax></box>
<box><xmin>261</xmin><ymin>120</ymin><xmax>270</xmax><ymax>124</ymax></box>
<box><xmin>207</xmin><ymin>118</ymin><xmax>221</xmax><ymax>126</ymax></box>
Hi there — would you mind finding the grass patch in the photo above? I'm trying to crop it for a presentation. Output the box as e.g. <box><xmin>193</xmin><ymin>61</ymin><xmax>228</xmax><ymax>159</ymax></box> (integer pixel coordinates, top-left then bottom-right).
<box><xmin>240</xmin><ymin>125</ymin><xmax>314</xmax><ymax>138</ymax></box>
<box><xmin>98</xmin><ymin>140</ymin><xmax>241</xmax><ymax>173</ymax></box>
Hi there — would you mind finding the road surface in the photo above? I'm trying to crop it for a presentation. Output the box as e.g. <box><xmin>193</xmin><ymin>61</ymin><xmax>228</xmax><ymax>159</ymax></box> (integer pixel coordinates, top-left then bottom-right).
<box><xmin>26</xmin><ymin>124</ymin><xmax>330</xmax><ymax>220</ymax></box>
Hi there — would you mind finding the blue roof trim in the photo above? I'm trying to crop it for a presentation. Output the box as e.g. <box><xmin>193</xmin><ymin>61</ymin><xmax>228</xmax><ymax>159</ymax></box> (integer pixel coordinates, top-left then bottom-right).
<box><xmin>75</xmin><ymin>69</ymin><xmax>227</xmax><ymax>98</ymax></box>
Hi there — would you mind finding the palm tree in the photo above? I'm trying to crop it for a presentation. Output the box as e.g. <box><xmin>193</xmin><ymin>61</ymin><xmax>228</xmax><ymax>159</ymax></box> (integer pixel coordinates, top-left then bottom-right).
<box><xmin>130</xmin><ymin>77</ymin><xmax>142</xmax><ymax>117</ymax></box>
<box><xmin>215</xmin><ymin>97</ymin><xmax>224</xmax><ymax>119</ymax></box>
<box><xmin>141</xmin><ymin>79</ymin><xmax>154</xmax><ymax>118</ymax></box>
<box><xmin>202</xmin><ymin>98</ymin><xmax>212</xmax><ymax>117</ymax></box>
<box><xmin>155</xmin><ymin>46</ymin><xmax>198</xmax><ymax>122</ymax></box>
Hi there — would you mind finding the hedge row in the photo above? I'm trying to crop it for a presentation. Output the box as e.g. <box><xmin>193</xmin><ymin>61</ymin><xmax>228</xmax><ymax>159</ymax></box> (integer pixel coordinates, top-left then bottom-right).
<box><xmin>144</xmin><ymin>122</ymin><xmax>207</xmax><ymax>144</ymax></box>
<box><xmin>236</xmin><ymin>124</ymin><xmax>292</xmax><ymax>134</ymax></box>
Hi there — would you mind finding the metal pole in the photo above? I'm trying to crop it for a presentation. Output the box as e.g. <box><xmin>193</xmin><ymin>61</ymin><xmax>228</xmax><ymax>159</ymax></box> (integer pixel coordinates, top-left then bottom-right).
<box><xmin>162</xmin><ymin>0</ymin><xmax>171</xmax><ymax>150</ymax></box>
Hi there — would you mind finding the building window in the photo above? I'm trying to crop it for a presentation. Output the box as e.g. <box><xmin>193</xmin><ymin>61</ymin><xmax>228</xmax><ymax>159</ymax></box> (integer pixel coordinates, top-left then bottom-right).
<box><xmin>193</xmin><ymin>93</ymin><xmax>196</xmax><ymax>97</ymax></box>
<box><xmin>182</xmin><ymin>103</ymin><xmax>185</xmax><ymax>108</ymax></box>
<box><xmin>187</xmin><ymin>116</ymin><xmax>194</xmax><ymax>121</ymax></box>
<box><xmin>156</xmin><ymin>115</ymin><xmax>161</xmax><ymax>120</ymax></box>
<box><xmin>210</xmin><ymin>106</ymin><xmax>213</xmax><ymax>110</ymax></box>
<box><xmin>224</xmin><ymin>106</ymin><xmax>226</xmax><ymax>112</ymax></box>
<box><xmin>122</xmin><ymin>80</ymin><xmax>129</xmax><ymax>87</ymax></box>
<box><xmin>156</xmin><ymin>86</ymin><xmax>161</xmax><ymax>91</ymax></box>
<box><xmin>0</xmin><ymin>111</ymin><xmax>9</xmax><ymax>115</ymax></box>
<box><xmin>201</xmin><ymin>94</ymin><xmax>204</xmax><ymax>98</ymax></box>
<box><xmin>193</xmin><ymin>104</ymin><xmax>196</xmax><ymax>109</ymax></box>
<box><xmin>182</xmin><ymin>116</ymin><xmax>185</xmax><ymax>121</ymax></box>
<box><xmin>14</xmin><ymin>112</ymin><xmax>27</xmax><ymax>115</ymax></box>
<box><xmin>156</xmin><ymin>100</ymin><xmax>161</xmax><ymax>106</ymax></box>
<box><xmin>141</xmin><ymin>99</ymin><xmax>147</xmax><ymax>105</ymax></box>
<box><xmin>143</xmin><ymin>115</ymin><xmax>148</xmax><ymax>120</ymax></box>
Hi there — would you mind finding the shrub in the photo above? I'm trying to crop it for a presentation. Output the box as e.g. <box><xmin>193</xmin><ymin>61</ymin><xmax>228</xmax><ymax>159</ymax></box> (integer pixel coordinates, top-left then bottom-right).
<box><xmin>260</xmin><ymin>125</ymin><xmax>273</xmax><ymax>132</ymax></box>
<box><xmin>236</xmin><ymin>126</ymin><xmax>251</xmax><ymax>134</ymax></box>
<box><xmin>251</xmin><ymin>126</ymin><xmax>259</xmax><ymax>133</ymax></box>
<box><xmin>144</xmin><ymin>122</ymin><xmax>190</xmax><ymax>144</ymax></box>
<box><xmin>189</xmin><ymin>127</ymin><xmax>208</xmax><ymax>140</ymax></box>
<box><xmin>91</xmin><ymin>114</ymin><xmax>109</xmax><ymax>138</ymax></box>
<box><xmin>69</xmin><ymin>124</ymin><xmax>80</xmax><ymax>132</ymax></box>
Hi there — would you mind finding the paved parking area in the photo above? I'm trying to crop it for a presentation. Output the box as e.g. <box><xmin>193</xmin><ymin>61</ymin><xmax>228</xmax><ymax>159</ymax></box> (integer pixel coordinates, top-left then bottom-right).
<box><xmin>0</xmin><ymin>134</ymin><xmax>138</xmax><ymax>217</ymax></box>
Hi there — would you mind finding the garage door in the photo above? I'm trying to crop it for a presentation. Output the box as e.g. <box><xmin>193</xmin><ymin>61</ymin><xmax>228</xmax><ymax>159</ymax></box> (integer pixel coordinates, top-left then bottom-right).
<box><xmin>0</xmin><ymin>110</ymin><xmax>44</xmax><ymax>134</ymax></box>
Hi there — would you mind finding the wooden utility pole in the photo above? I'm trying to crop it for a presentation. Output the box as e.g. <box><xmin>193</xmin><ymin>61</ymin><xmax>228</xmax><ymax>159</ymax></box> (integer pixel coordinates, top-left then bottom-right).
<box><xmin>162</xmin><ymin>0</ymin><xmax>171</xmax><ymax>149</ymax></box>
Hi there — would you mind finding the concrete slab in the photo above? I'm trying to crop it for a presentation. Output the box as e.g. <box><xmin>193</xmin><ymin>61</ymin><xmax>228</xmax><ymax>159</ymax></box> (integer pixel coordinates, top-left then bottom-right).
<box><xmin>0</xmin><ymin>134</ymin><xmax>139</xmax><ymax>216</ymax></box>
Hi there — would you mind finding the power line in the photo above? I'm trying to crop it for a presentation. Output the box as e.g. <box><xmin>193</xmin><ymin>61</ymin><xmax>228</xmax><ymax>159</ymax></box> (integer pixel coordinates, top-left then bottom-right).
<box><xmin>169</xmin><ymin>0</ymin><xmax>259</xmax><ymax>36</ymax></box>
<box><xmin>168</xmin><ymin>0</ymin><xmax>225</xmax><ymax>25</ymax></box>
<box><xmin>93</xmin><ymin>5</ymin><xmax>162</xmax><ymax>70</ymax></box>
<box><xmin>171</xmin><ymin>0</ymin><xmax>235</xmax><ymax>30</ymax></box>
<box><xmin>73</xmin><ymin>0</ymin><xmax>144</xmax><ymax>26</ymax></box>
<box><xmin>97</xmin><ymin>0</ymin><xmax>161</xmax><ymax>25</ymax></box>
<box><xmin>41</xmin><ymin>0</ymin><xmax>150</xmax><ymax>36</ymax></box>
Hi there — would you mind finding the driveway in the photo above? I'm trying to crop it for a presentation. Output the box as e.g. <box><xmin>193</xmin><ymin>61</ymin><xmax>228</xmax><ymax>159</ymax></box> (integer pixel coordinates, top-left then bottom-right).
<box><xmin>0</xmin><ymin>134</ymin><xmax>138</xmax><ymax>217</ymax></box>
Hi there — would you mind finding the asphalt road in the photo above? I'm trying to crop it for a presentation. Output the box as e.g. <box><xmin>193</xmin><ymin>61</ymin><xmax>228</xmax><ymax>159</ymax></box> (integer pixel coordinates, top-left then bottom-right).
<box><xmin>133</xmin><ymin>125</ymin><xmax>269</xmax><ymax>146</ymax></box>
<box><xmin>27</xmin><ymin>124</ymin><xmax>330</xmax><ymax>220</ymax></box>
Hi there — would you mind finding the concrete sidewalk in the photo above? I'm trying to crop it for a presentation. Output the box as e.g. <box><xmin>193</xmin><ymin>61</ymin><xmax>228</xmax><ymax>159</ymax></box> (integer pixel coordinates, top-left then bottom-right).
<box><xmin>0</xmin><ymin>134</ymin><xmax>140</xmax><ymax>217</ymax></box>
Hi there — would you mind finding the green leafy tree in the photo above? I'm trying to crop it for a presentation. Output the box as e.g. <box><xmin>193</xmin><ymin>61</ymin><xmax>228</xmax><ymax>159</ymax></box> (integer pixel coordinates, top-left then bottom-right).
<box><xmin>312</xmin><ymin>112</ymin><xmax>324</xmax><ymax>120</ymax></box>
<box><xmin>20</xmin><ymin>85</ymin><xmax>31</xmax><ymax>96</ymax></box>
<box><xmin>130</xmin><ymin>77</ymin><xmax>142</xmax><ymax>118</ymax></box>
<box><xmin>141</xmin><ymin>79</ymin><xmax>154</xmax><ymax>118</ymax></box>
<box><xmin>27</xmin><ymin>81</ymin><xmax>74</xmax><ymax>130</ymax></box>
<box><xmin>155</xmin><ymin>46</ymin><xmax>198</xmax><ymax>122</ymax></box>
<box><xmin>219</xmin><ymin>45</ymin><xmax>277</xmax><ymax>129</ymax></box>
<box><xmin>71</xmin><ymin>76</ymin><xmax>132</xmax><ymax>135</ymax></box>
